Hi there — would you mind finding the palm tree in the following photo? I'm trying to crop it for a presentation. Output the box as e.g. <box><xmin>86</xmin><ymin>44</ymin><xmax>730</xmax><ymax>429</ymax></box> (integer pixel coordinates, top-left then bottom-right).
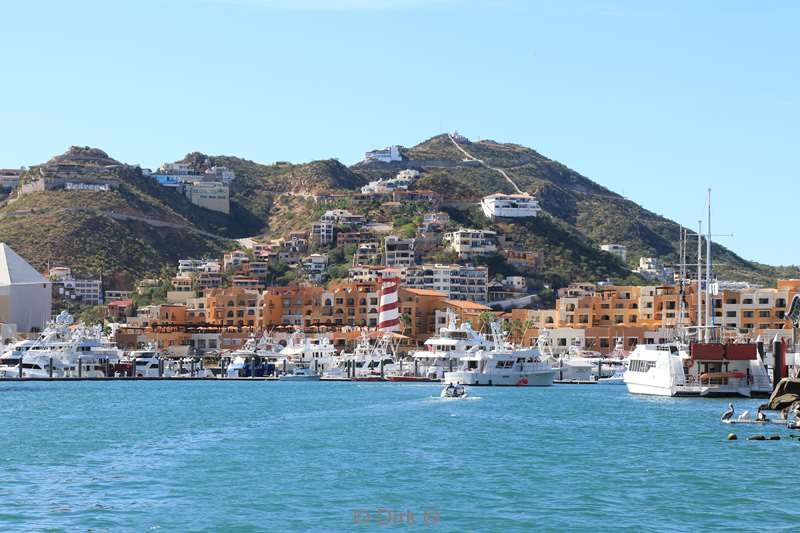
<box><xmin>477</xmin><ymin>311</ymin><xmax>496</xmax><ymax>333</ymax></box>
<box><xmin>400</xmin><ymin>313</ymin><xmax>412</xmax><ymax>336</ymax></box>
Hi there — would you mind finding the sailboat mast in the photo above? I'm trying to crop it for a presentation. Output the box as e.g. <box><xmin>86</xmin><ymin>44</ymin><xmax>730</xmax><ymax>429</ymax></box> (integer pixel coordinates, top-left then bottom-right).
<box><xmin>705</xmin><ymin>188</ymin><xmax>712</xmax><ymax>342</ymax></box>
<box><xmin>696</xmin><ymin>220</ymin><xmax>703</xmax><ymax>339</ymax></box>
<box><xmin>677</xmin><ymin>226</ymin><xmax>686</xmax><ymax>338</ymax></box>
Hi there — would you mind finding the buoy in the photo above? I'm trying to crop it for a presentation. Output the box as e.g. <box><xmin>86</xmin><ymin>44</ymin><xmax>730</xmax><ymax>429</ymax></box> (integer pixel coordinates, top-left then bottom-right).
<box><xmin>748</xmin><ymin>434</ymin><xmax>766</xmax><ymax>441</ymax></box>
<box><xmin>769</xmin><ymin>435</ymin><xmax>781</xmax><ymax>441</ymax></box>
<box><xmin>727</xmin><ymin>433</ymin><xmax>737</xmax><ymax>441</ymax></box>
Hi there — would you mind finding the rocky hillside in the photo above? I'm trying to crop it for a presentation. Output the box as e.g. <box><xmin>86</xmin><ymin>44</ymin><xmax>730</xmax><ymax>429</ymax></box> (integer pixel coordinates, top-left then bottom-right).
<box><xmin>354</xmin><ymin>134</ymin><xmax>795</xmax><ymax>285</ymax></box>
<box><xmin>1</xmin><ymin>139</ymin><xmax>794</xmax><ymax>288</ymax></box>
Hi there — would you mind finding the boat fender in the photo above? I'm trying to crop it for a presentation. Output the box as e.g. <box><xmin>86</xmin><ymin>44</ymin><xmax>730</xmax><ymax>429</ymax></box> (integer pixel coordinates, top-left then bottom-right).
<box><xmin>769</xmin><ymin>435</ymin><xmax>781</xmax><ymax>441</ymax></box>
<box><xmin>748</xmin><ymin>434</ymin><xmax>766</xmax><ymax>441</ymax></box>
<box><xmin>726</xmin><ymin>433</ymin><xmax>737</xmax><ymax>441</ymax></box>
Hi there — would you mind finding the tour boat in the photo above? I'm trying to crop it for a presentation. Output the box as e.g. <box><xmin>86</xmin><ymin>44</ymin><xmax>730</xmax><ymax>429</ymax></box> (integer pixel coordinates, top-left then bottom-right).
<box><xmin>623</xmin><ymin>342</ymin><xmax>771</xmax><ymax>397</ymax></box>
<box><xmin>443</xmin><ymin>323</ymin><xmax>557</xmax><ymax>387</ymax></box>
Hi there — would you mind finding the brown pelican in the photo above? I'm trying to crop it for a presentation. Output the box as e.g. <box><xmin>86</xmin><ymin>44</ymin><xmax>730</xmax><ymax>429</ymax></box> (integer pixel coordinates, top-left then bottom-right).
<box><xmin>721</xmin><ymin>403</ymin><xmax>735</xmax><ymax>422</ymax></box>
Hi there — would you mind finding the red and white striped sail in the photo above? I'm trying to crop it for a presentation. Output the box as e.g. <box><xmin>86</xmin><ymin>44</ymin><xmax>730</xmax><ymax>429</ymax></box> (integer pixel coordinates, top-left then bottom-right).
<box><xmin>378</xmin><ymin>277</ymin><xmax>401</xmax><ymax>332</ymax></box>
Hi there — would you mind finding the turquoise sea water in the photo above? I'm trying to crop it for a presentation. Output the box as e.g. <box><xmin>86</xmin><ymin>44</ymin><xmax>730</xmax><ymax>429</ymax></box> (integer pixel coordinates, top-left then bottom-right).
<box><xmin>1</xmin><ymin>381</ymin><xmax>797</xmax><ymax>532</ymax></box>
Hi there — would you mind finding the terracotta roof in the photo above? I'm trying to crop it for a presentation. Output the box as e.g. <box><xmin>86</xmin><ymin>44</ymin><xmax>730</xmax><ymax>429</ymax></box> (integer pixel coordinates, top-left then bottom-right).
<box><xmin>443</xmin><ymin>299</ymin><xmax>492</xmax><ymax>310</ymax></box>
<box><xmin>108</xmin><ymin>299</ymin><xmax>134</xmax><ymax>307</ymax></box>
<box><xmin>403</xmin><ymin>288</ymin><xmax>447</xmax><ymax>297</ymax></box>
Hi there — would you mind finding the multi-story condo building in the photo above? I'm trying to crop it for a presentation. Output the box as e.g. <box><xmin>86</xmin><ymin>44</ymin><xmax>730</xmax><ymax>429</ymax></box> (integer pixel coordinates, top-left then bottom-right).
<box><xmin>311</xmin><ymin>221</ymin><xmax>335</xmax><ymax>247</ymax></box>
<box><xmin>404</xmin><ymin>264</ymin><xmax>489</xmax><ymax>304</ymax></box>
<box><xmin>204</xmin><ymin>287</ymin><xmax>261</xmax><ymax>328</ymax></box>
<box><xmin>183</xmin><ymin>180</ymin><xmax>230</xmax><ymax>214</ymax></box>
<box><xmin>443</xmin><ymin>228</ymin><xmax>497</xmax><ymax>259</ymax></box>
<box><xmin>384</xmin><ymin>235</ymin><xmax>416</xmax><ymax>267</ymax></box>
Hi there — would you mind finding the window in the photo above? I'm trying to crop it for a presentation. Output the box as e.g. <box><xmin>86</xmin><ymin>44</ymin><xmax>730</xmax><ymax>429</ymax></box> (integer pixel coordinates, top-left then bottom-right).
<box><xmin>726</xmin><ymin>311</ymin><xmax>736</xmax><ymax>318</ymax></box>
<box><xmin>759</xmin><ymin>298</ymin><xmax>769</xmax><ymax>305</ymax></box>
<box><xmin>759</xmin><ymin>311</ymin><xmax>770</xmax><ymax>318</ymax></box>
<box><xmin>629</xmin><ymin>359</ymin><xmax>655</xmax><ymax>372</ymax></box>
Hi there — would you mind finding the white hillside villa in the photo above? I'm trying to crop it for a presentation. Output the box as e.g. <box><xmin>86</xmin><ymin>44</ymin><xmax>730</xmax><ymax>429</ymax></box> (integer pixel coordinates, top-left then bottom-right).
<box><xmin>601</xmin><ymin>243</ymin><xmax>627</xmax><ymax>262</ymax></box>
<box><xmin>481</xmin><ymin>193</ymin><xmax>541</xmax><ymax>220</ymax></box>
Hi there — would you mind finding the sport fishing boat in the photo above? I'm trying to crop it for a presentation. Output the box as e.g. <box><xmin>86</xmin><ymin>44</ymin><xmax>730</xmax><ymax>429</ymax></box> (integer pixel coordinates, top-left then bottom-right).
<box><xmin>623</xmin><ymin>341</ymin><xmax>771</xmax><ymax>397</ymax></box>
<box><xmin>444</xmin><ymin>323</ymin><xmax>557</xmax><ymax>387</ymax></box>
<box><xmin>277</xmin><ymin>332</ymin><xmax>337</xmax><ymax>378</ymax></box>
<box><xmin>329</xmin><ymin>332</ymin><xmax>397</xmax><ymax>380</ymax></box>
<box><xmin>536</xmin><ymin>331</ymin><xmax>594</xmax><ymax>382</ymax></box>
<box><xmin>223</xmin><ymin>333</ymin><xmax>281</xmax><ymax>378</ymax></box>
<box><xmin>410</xmin><ymin>313</ymin><xmax>495</xmax><ymax>380</ymax></box>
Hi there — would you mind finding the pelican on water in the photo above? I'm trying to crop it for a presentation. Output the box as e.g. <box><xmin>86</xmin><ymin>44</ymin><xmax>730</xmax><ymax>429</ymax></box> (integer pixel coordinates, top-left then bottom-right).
<box><xmin>721</xmin><ymin>402</ymin><xmax>735</xmax><ymax>422</ymax></box>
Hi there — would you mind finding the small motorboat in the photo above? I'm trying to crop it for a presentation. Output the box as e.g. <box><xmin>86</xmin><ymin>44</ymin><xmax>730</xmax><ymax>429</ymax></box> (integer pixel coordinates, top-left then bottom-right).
<box><xmin>441</xmin><ymin>383</ymin><xmax>468</xmax><ymax>398</ymax></box>
<box><xmin>278</xmin><ymin>365</ymin><xmax>321</xmax><ymax>381</ymax></box>
<box><xmin>598</xmin><ymin>367</ymin><xmax>626</xmax><ymax>385</ymax></box>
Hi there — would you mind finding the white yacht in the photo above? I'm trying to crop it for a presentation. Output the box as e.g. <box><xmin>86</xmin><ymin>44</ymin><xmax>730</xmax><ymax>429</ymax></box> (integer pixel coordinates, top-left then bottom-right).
<box><xmin>278</xmin><ymin>332</ymin><xmax>337</xmax><ymax>377</ymax></box>
<box><xmin>127</xmin><ymin>347</ymin><xmax>170</xmax><ymax>378</ymax></box>
<box><xmin>624</xmin><ymin>341</ymin><xmax>771</xmax><ymax>397</ymax></box>
<box><xmin>444</xmin><ymin>323</ymin><xmax>557</xmax><ymax>387</ymax></box>
<box><xmin>411</xmin><ymin>313</ymin><xmax>495</xmax><ymax>380</ymax></box>
<box><xmin>0</xmin><ymin>312</ymin><xmax>122</xmax><ymax>378</ymax></box>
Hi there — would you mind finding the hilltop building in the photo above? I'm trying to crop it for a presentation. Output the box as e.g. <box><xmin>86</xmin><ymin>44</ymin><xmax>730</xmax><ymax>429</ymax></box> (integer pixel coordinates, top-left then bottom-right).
<box><xmin>0</xmin><ymin>169</ymin><xmax>20</xmax><ymax>190</ymax></box>
<box><xmin>0</xmin><ymin>243</ymin><xmax>52</xmax><ymax>332</ymax></box>
<box><xmin>364</xmin><ymin>145</ymin><xmax>402</xmax><ymax>163</ymax></box>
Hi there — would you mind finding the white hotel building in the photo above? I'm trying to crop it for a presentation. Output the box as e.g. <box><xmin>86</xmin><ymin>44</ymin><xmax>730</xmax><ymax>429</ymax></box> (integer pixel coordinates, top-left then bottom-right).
<box><xmin>480</xmin><ymin>193</ymin><xmax>541</xmax><ymax>220</ymax></box>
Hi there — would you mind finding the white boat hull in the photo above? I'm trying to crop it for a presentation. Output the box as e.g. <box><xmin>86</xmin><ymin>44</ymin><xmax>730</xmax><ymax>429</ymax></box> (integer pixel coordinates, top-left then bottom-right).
<box><xmin>444</xmin><ymin>370</ymin><xmax>556</xmax><ymax>387</ymax></box>
<box><xmin>278</xmin><ymin>374</ymin><xmax>321</xmax><ymax>381</ymax></box>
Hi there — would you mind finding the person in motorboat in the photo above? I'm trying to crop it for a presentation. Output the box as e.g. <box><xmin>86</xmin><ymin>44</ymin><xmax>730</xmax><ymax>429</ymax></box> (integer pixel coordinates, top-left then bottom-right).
<box><xmin>756</xmin><ymin>407</ymin><xmax>768</xmax><ymax>422</ymax></box>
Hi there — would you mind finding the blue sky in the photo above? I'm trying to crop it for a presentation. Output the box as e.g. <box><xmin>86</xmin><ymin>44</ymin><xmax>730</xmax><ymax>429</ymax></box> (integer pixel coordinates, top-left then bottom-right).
<box><xmin>1</xmin><ymin>0</ymin><xmax>797</xmax><ymax>266</ymax></box>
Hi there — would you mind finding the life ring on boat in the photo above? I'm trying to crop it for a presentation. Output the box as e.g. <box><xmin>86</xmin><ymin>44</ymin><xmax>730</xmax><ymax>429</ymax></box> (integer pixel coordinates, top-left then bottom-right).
<box><xmin>517</xmin><ymin>377</ymin><xmax>529</xmax><ymax>386</ymax></box>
